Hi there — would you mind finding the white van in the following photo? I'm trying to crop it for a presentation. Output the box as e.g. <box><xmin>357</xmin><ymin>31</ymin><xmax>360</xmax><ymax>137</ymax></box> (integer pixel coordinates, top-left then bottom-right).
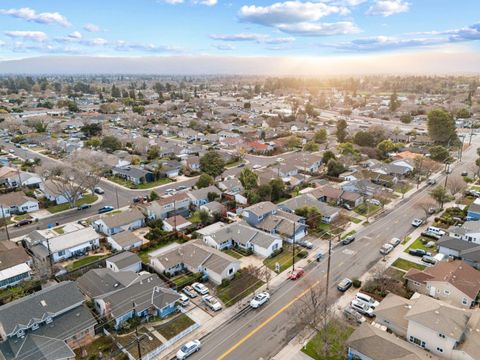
<box><xmin>355</xmin><ymin>292</ymin><xmax>380</xmax><ymax>309</ymax></box>
<box><xmin>426</xmin><ymin>226</ymin><xmax>446</xmax><ymax>237</ymax></box>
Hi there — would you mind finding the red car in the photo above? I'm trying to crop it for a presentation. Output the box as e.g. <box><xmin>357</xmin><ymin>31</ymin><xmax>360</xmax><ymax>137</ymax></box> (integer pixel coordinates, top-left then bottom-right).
<box><xmin>288</xmin><ymin>268</ymin><xmax>304</xmax><ymax>280</ymax></box>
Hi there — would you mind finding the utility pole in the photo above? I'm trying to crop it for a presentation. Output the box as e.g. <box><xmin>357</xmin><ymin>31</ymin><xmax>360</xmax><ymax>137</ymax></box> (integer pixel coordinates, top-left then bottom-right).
<box><xmin>469</xmin><ymin>126</ymin><xmax>474</xmax><ymax>145</ymax></box>
<box><xmin>132</xmin><ymin>302</ymin><xmax>142</xmax><ymax>360</ymax></box>
<box><xmin>115</xmin><ymin>186</ymin><xmax>120</xmax><ymax>209</ymax></box>
<box><xmin>323</xmin><ymin>232</ymin><xmax>333</xmax><ymax>348</ymax></box>
<box><xmin>0</xmin><ymin>205</ymin><xmax>10</xmax><ymax>241</ymax></box>
<box><xmin>173</xmin><ymin>200</ymin><xmax>177</xmax><ymax>236</ymax></box>
<box><xmin>292</xmin><ymin>221</ymin><xmax>296</xmax><ymax>272</ymax></box>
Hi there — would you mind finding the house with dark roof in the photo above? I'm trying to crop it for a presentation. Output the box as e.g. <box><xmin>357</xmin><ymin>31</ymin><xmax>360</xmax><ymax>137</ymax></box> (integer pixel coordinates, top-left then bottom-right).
<box><xmin>112</xmin><ymin>165</ymin><xmax>155</xmax><ymax>185</ymax></box>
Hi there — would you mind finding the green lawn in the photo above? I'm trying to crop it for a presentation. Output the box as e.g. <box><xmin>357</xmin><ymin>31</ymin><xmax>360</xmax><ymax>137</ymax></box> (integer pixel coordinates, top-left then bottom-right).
<box><xmin>171</xmin><ymin>273</ymin><xmax>202</xmax><ymax>288</ymax></box>
<box><xmin>188</xmin><ymin>211</ymin><xmax>201</xmax><ymax>224</ymax></box>
<box><xmin>391</xmin><ymin>258</ymin><xmax>426</xmax><ymax>272</ymax></box>
<box><xmin>349</xmin><ymin>216</ymin><xmax>362</xmax><ymax>224</ymax></box>
<box><xmin>223</xmin><ymin>248</ymin><xmax>244</xmax><ymax>259</ymax></box>
<box><xmin>74</xmin><ymin>336</ymin><xmax>117</xmax><ymax>359</ymax></box>
<box><xmin>53</xmin><ymin>226</ymin><xmax>64</xmax><ymax>234</ymax></box>
<box><xmin>46</xmin><ymin>194</ymin><xmax>98</xmax><ymax>214</ymax></box>
<box><xmin>301</xmin><ymin>320</ymin><xmax>354</xmax><ymax>360</ymax></box>
<box><xmin>354</xmin><ymin>203</ymin><xmax>380</xmax><ymax>217</ymax></box>
<box><xmin>109</xmin><ymin>176</ymin><xmax>172</xmax><ymax>189</ymax></box>
<box><xmin>263</xmin><ymin>246</ymin><xmax>303</xmax><ymax>273</ymax></box>
<box><xmin>217</xmin><ymin>271</ymin><xmax>264</xmax><ymax>307</ymax></box>
<box><xmin>67</xmin><ymin>255</ymin><xmax>106</xmax><ymax>271</ymax></box>
<box><xmin>154</xmin><ymin>313</ymin><xmax>195</xmax><ymax>340</ymax></box>
<box><xmin>404</xmin><ymin>237</ymin><xmax>437</xmax><ymax>254</ymax></box>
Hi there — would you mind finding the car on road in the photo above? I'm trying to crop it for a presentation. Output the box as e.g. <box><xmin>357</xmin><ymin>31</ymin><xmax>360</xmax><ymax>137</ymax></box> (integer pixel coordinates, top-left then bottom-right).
<box><xmin>299</xmin><ymin>240</ymin><xmax>313</xmax><ymax>249</ymax></box>
<box><xmin>192</xmin><ymin>282</ymin><xmax>209</xmax><ymax>295</ymax></box>
<box><xmin>380</xmin><ymin>243</ymin><xmax>394</xmax><ymax>255</ymax></box>
<box><xmin>343</xmin><ymin>306</ymin><xmax>366</xmax><ymax>324</ymax></box>
<box><xmin>250</xmin><ymin>292</ymin><xmax>270</xmax><ymax>308</ymax></box>
<box><xmin>409</xmin><ymin>248</ymin><xmax>432</xmax><ymax>257</ymax></box>
<box><xmin>165</xmin><ymin>188</ymin><xmax>176</xmax><ymax>195</ymax></box>
<box><xmin>93</xmin><ymin>186</ymin><xmax>105</xmax><ymax>194</ymax></box>
<box><xmin>389</xmin><ymin>237</ymin><xmax>401</xmax><ymax>247</ymax></box>
<box><xmin>182</xmin><ymin>286</ymin><xmax>197</xmax><ymax>298</ymax></box>
<box><xmin>427</xmin><ymin>178</ymin><xmax>437</xmax><ymax>185</ymax></box>
<box><xmin>462</xmin><ymin>171</ymin><xmax>468</xmax><ymax>177</ymax></box>
<box><xmin>252</xmin><ymin>164</ymin><xmax>262</xmax><ymax>169</ymax></box>
<box><xmin>288</xmin><ymin>268</ymin><xmax>304</xmax><ymax>280</ymax></box>
<box><xmin>97</xmin><ymin>206</ymin><xmax>114</xmax><ymax>214</ymax></box>
<box><xmin>342</xmin><ymin>235</ymin><xmax>355</xmax><ymax>245</ymax></box>
<box><xmin>8</xmin><ymin>149</ymin><xmax>14</xmax><ymax>154</ymax></box>
<box><xmin>337</xmin><ymin>278</ymin><xmax>353</xmax><ymax>292</ymax></box>
<box><xmin>176</xmin><ymin>185</ymin><xmax>188</xmax><ymax>191</ymax></box>
<box><xmin>176</xmin><ymin>339</ymin><xmax>201</xmax><ymax>360</ymax></box>
<box><xmin>202</xmin><ymin>295</ymin><xmax>222</xmax><ymax>311</ymax></box>
<box><xmin>77</xmin><ymin>204</ymin><xmax>92</xmax><ymax>210</ymax></box>
<box><xmin>411</xmin><ymin>218</ymin><xmax>424</xmax><ymax>227</ymax></box>
<box><xmin>14</xmin><ymin>219</ymin><xmax>32</xmax><ymax>227</ymax></box>
<box><xmin>351</xmin><ymin>299</ymin><xmax>374</xmax><ymax>317</ymax></box>
<box><xmin>14</xmin><ymin>143</ymin><xmax>21</xmax><ymax>148</ymax></box>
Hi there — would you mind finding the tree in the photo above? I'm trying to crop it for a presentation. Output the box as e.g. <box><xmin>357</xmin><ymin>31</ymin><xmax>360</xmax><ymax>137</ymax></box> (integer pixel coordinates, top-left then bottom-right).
<box><xmin>327</xmin><ymin>159</ymin><xmax>345</xmax><ymax>177</ymax></box>
<box><xmin>429</xmin><ymin>145</ymin><xmax>450</xmax><ymax>163</ymax></box>
<box><xmin>303</xmin><ymin>141</ymin><xmax>319</xmax><ymax>152</ymax></box>
<box><xmin>447</xmin><ymin>176</ymin><xmax>466</xmax><ymax>198</ymax></box>
<box><xmin>111</xmin><ymin>84</ymin><xmax>121</xmax><ymax>98</ymax></box>
<box><xmin>100</xmin><ymin>136</ymin><xmax>122</xmax><ymax>153</ymax></box>
<box><xmin>200</xmin><ymin>151</ymin><xmax>225</xmax><ymax>178</ymax></box>
<box><xmin>400</xmin><ymin>114</ymin><xmax>412</xmax><ymax>124</ymax></box>
<box><xmin>147</xmin><ymin>146</ymin><xmax>159</xmax><ymax>160</ymax></box>
<box><xmin>417</xmin><ymin>201</ymin><xmax>437</xmax><ymax>220</ymax></box>
<box><xmin>322</xmin><ymin>150</ymin><xmax>335</xmax><ymax>165</ymax></box>
<box><xmin>430</xmin><ymin>185</ymin><xmax>453</xmax><ymax>209</ymax></box>
<box><xmin>258</xmin><ymin>184</ymin><xmax>272</xmax><ymax>201</ymax></box>
<box><xmin>313</xmin><ymin>129</ymin><xmax>327</xmax><ymax>144</ymax></box>
<box><xmin>196</xmin><ymin>173</ymin><xmax>214</xmax><ymax>189</ymax></box>
<box><xmin>427</xmin><ymin>109</ymin><xmax>457</xmax><ymax>145</ymax></box>
<box><xmin>286</xmin><ymin>135</ymin><xmax>302</xmax><ymax>149</ymax></box>
<box><xmin>269</xmin><ymin>178</ymin><xmax>286</xmax><ymax>202</ymax></box>
<box><xmin>149</xmin><ymin>191</ymin><xmax>159</xmax><ymax>201</ymax></box>
<box><xmin>389</xmin><ymin>91</ymin><xmax>400</xmax><ymax>112</ymax></box>
<box><xmin>377</xmin><ymin>139</ymin><xmax>396</xmax><ymax>157</ymax></box>
<box><xmin>81</xmin><ymin>123</ymin><xmax>102</xmax><ymax>138</ymax></box>
<box><xmin>239</xmin><ymin>168</ymin><xmax>258</xmax><ymax>191</ymax></box>
<box><xmin>456</xmin><ymin>108</ymin><xmax>471</xmax><ymax>119</ymax></box>
<box><xmin>70</xmin><ymin>151</ymin><xmax>109</xmax><ymax>195</ymax></box>
<box><xmin>353</xmin><ymin>131</ymin><xmax>375</xmax><ymax>147</ymax></box>
<box><xmin>207</xmin><ymin>192</ymin><xmax>219</xmax><ymax>202</ymax></box>
<box><xmin>198</xmin><ymin>209</ymin><xmax>211</xmax><ymax>225</ymax></box>
<box><xmin>336</xmin><ymin>119</ymin><xmax>347</xmax><ymax>143</ymax></box>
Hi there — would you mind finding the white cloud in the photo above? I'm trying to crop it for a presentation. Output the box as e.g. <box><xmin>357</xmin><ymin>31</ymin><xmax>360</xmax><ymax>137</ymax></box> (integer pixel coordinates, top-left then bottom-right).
<box><xmin>68</xmin><ymin>31</ymin><xmax>82</xmax><ymax>39</ymax></box>
<box><xmin>263</xmin><ymin>37</ymin><xmax>295</xmax><ymax>44</ymax></box>
<box><xmin>114</xmin><ymin>40</ymin><xmax>182</xmax><ymax>53</ymax></box>
<box><xmin>212</xmin><ymin>43</ymin><xmax>235</xmax><ymax>50</ymax></box>
<box><xmin>366</xmin><ymin>0</ymin><xmax>410</xmax><ymax>17</ymax></box>
<box><xmin>0</xmin><ymin>7</ymin><xmax>70</xmax><ymax>27</ymax></box>
<box><xmin>325</xmin><ymin>35</ymin><xmax>444</xmax><ymax>51</ymax></box>
<box><xmin>210</xmin><ymin>33</ymin><xmax>264</xmax><ymax>41</ymax></box>
<box><xmin>85</xmin><ymin>38</ymin><xmax>108</xmax><ymax>46</ymax></box>
<box><xmin>83</xmin><ymin>23</ymin><xmax>101</xmax><ymax>32</ymax></box>
<box><xmin>278</xmin><ymin>21</ymin><xmax>359</xmax><ymax>36</ymax></box>
<box><xmin>161</xmin><ymin>0</ymin><xmax>185</xmax><ymax>4</ymax></box>
<box><xmin>193</xmin><ymin>0</ymin><xmax>218</xmax><ymax>5</ymax></box>
<box><xmin>5</xmin><ymin>30</ymin><xmax>48</xmax><ymax>42</ymax></box>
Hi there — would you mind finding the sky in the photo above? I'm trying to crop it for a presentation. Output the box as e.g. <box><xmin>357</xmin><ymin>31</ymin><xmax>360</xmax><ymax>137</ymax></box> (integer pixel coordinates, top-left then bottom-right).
<box><xmin>0</xmin><ymin>0</ymin><xmax>479</xmax><ymax>73</ymax></box>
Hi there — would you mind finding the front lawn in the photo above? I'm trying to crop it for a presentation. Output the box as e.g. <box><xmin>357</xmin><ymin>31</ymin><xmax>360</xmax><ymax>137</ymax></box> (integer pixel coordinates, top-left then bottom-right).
<box><xmin>349</xmin><ymin>216</ymin><xmax>362</xmax><ymax>224</ymax></box>
<box><xmin>391</xmin><ymin>258</ymin><xmax>426</xmax><ymax>272</ymax></box>
<box><xmin>170</xmin><ymin>272</ymin><xmax>202</xmax><ymax>288</ymax></box>
<box><xmin>109</xmin><ymin>176</ymin><xmax>172</xmax><ymax>189</ymax></box>
<box><xmin>301</xmin><ymin>320</ymin><xmax>354</xmax><ymax>360</ymax></box>
<box><xmin>404</xmin><ymin>237</ymin><xmax>437</xmax><ymax>254</ymax></box>
<box><xmin>46</xmin><ymin>194</ymin><xmax>98</xmax><ymax>214</ymax></box>
<box><xmin>154</xmin><ymin>313</ymin><xmax>195</xmax><ymax>340</ymax></box>
<box><xmin>217</xmin><ymin>270</ymin><xmax>264</xmax><ymax>307</ymax></box>
<box><xmin>354</xmin><ymin>203</ymin><xmax>380</xmax><ymax>217</ymax></box>
<box><xmin>74</xmin><ymin>336</ymin><xmax>117</xmax><ymax>359</ymax></box>
<box><xmin>263</xmin><ymin>245</ymin><xmax>304</xmax><ymax>273</ymax></box>
<box><xmin>223</xmin><ymin>248</ymin><xmax>244</xmax><ymax>259</ymax></box>
<box><xmin>67</xmin><ymin>255</ymin><xmax>106</xmax><ymax>271</ymax></box>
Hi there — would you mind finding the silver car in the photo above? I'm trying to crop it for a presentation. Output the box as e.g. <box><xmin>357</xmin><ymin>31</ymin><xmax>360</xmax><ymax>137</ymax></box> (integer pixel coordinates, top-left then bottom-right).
<box><xmin>176</xmin><ymin>340</ymin><xmax>201</xmax><ymax>359</ymax></box>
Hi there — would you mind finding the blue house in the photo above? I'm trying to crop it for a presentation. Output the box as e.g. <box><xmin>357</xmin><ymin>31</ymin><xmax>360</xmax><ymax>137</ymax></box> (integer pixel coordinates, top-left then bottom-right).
<box><xmin>94</xmin><ymin>273</ymin><xmax>181</xmax><ymax>329</ymax></box>
<box><xmin>467</xmin><ymin>199</ymin><xmax>480</xmax><ymax>220</ymax></box>
<box><xmin>241</xmin><ymin>201</ymin><xmax>278</xmax><ymax>226</ymax></box>
<box><xmin>188</xmin><ymin>185</ymin><xmax>222</xmax><ymax>207</ymax></box>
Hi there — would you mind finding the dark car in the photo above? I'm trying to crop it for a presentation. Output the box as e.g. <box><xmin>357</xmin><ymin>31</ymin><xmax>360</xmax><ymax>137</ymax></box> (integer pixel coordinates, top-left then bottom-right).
<box><xmin>15</xmin><ymin>219</ymin><xmax>32</xmax><ymax>227</ymax></box>
<box><xmin>409</xmin><ymin>248</ymin><xmax>432</xmax><ymax>257</ymax></box>
<box><xmin>77</xmin><ymin>204</ymin><xmax>92</xmax><ymax>210</ymax></box>
<box><xmin>97</xmin><ymin>206</ymin><xmax>114</xmax><ymax>214</ymax></box>
<box><xmin>461</xmin><ymin>171</ymin><xmax>468</xmax><ymax>177</ymax></box>
<box><xmin>342</xmin><ymin>236</ymin><xmax>355</xmax><ymax>245</ymax></box>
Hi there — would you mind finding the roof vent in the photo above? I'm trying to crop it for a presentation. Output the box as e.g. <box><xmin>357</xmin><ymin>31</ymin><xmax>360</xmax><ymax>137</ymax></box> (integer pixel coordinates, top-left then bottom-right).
<box><xmin>434</xmin><ymin>310</ymin><xmax>440</xmax><ymax>314</ymax></box>
<box><xmin>40</xmin><ymin>300</ymin><xmax>47</xmax><ymax>307</ymax></box>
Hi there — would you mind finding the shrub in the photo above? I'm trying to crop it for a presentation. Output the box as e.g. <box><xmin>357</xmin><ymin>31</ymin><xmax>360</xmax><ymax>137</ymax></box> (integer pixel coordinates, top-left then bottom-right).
<box><xmin>352</xmin><ymin>278</ymin><xmax>362</xmax><ymax>288</ymax></box>
<box><xmin>269</xmin><ymin>248</ymin><xmax>283</xmax><ymax>258</ymax></box>
<box><xmin>297</xmin><ymin>250</ymin><xmax>308</xmax><ymax>259</ymax></box>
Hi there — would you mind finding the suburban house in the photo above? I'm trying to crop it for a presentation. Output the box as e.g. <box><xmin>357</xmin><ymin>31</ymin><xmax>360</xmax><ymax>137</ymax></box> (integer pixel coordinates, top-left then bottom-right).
<box><xmin>77</xmin><ymin>268</ymin><xmax>143</xmax><ymax>298</ymax></box>
<box><xmin>137</xmin><ymin>192</ymin><xmax>191</xmax><ymax>220</ymax></box>
<box><xmin>106</xmin><ymin>252</ymin><xmax>142</xmax><ymax>273</ymax></box>
<box><xmin>438</xmin><ymin>235</ymin><xmax>480</xmax><ymax>269</ymax></box>
<box><xmin>341</xmin><ymin>179</ymin><xmax>384</xmax><ymax>197</ymax></box>
<box><xmin>93</xmin><ymin>208</ymin><xmax>145</xmax><ymax>236</ymax></box>
<box><xmin>181</xmin><ymin>155</ymin><xmax>201</xmax><ymax>172</ymax></box>
<box><xmin>255</xmin><ymin>212</ymin><xmax>307</xmax><ymax>242</ymax></box>
<box><xmin>218</xmin><ymin>178</ymin><xmax>244</xmax><ymax>196</ymax></box>
<box><xmin>448</xmin><ymin>221</ymin><xmax>480</xmax><ymax>244</ymax></box>
<box><xmin>40</xmin><ymin>180</ymin><xmax>83</xmax><ymax>205</ymax></box>
<box><xmin>0</xmin><ymin>281</ymin><xmax>97</xmax><ymax>359</ymax></box>
<box><xmin>107</xmin><ymin>230</ymin><xmax>144</xmax><ymax>251</ymax></box>
<box><xmin>112</xmin><ymin>165</ymin><xmax>155</xmax><ymax>185</ymax></box>
<box><xmin>369</xmin><ymin>292</ymin><xmax>480</xmax><ymax>360</ymax></box>
<box><xmin>0</xmin><ymin>241</ymin><xmax>32</xmax><ymax>289</ymax></box>
<box><xmin>405</xmin><ymin>260</ymin><xmax>480</xmax><ymax>308</ymax></box>
<box><xmin>188</xmin><ymin>185</ymin><xmax>222</xmax><ymax>207</ymax></box>
<box><xmin>163</xmin><ymin>215</ymin><xmax>192</xmax><ymax>232</ymax></box>
<box><xmin>150</xmin><ymin>241</ymin><xmax>240</xmax><ymax>285</ymax></box>
<box><xmin>0</xmin><ymin>191</ymin><xmax>39</xmax><ymax>217</ymax></box>
<box><xmin>291</xmin><ymin>153</ymin><xmax>323</xmax><ymax>173</ymax></box>
<box><xmin>0</xmin><ymin>167</ymin><xmax>41</xmax><ymax>189</ymax></box>
<box><xmin>278</xmin><ymin>194</ymin><xmax>340</xmax><ymax>223</ymax></box>
<box><xmin>23</xmin><ymin>227</ymin><xmax>100</xmax><ymax>263</ymax></box>
<box><xmin>93</xmin><ymin>272</ymin><xmax>180</xmax><ymax>329</ymax></box>
<box><xmin>200</xmin><ymin>201</ymin><xmax>227</xmax><ymax>217</ymax></box>
<box><xmin>202</xmin><ymin>222</ymin><xmax>283</xmax><ymax>257</ymax></box>
<box><xmin>467</xmin><ymin>198</ymin><xmax>480</xmax><ymax>220</ymax></box>
<box><xmin>241</xmin><ymin>201</ymin><xmax>278</xmax><ymax>227</ymax></box>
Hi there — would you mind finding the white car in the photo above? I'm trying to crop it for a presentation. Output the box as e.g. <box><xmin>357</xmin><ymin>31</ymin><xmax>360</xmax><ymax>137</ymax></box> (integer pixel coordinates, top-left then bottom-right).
<box><xmin>411</xmin><ymin>218</ymin><xmax>424</xmax><ymax>227</ymax></box>
<box><xmin>367</xmin><ymin>198</ymin><xmax>381</xmax><ymax>206</ymax></box>
<box><xmin>191</xmin><ymin>282</ymin><xmax>209</xmax><ymax>295</ymax></box>
<box><xmin>177</xmin><ymin>294</ymin><xmax>190</xmax><ymax>307</ymax></box>
<box><xmin>202</xmin><ymin>295</ymin><xmax>222</xmax><ymax>311</ymax></box>
<box><xmin>355</xmin><ymin>292</ymin><xmax>380</xmax><ymax>309</ymax></box>
<box><xmin>250</xmin><ymin>292</ymin><xmax>270</xmax><ymax>309</ymax></box>
<box><xmin>389</xmin><ymin>237</ymin><xmax>401</xmax><ymax>247</ymax></box>
<box><xmin>380</xmin><ymin>243</ymin><xmax>394</xmax><ymax>255</ymax></box>
<box><xmin>176</xmin><ymin>339</ymin><xmax>201</xmax><ymax>359</ymax></box>
<box><xmin>351</xmin><ymin>299</ymin><xmax>374</xmax><ymax>317</ymax></box>
<box><xmin>252</xmin><ymin>164</ymin><xmax>262</xmax><ymax>169</ymax></box>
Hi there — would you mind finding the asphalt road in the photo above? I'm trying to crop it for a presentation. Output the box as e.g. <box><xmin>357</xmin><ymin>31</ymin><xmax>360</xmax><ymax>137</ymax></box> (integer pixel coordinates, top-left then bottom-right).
<box><xmin>181</xmin><ymin>137</ymin><xmax>479</xmax><ymax>360</ymax></box>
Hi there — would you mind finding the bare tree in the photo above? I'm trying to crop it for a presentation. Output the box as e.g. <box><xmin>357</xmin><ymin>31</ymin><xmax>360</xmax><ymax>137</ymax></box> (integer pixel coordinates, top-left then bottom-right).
<box><xmin>70</xmin><ymin>150</ymin><xmax>109</xmax><ymax>195</ymax></box>
<box><xmin>447</xmin><ymin>176</ymin><xmax>467</xmax><ymax>198</ymax></box>
<box><xmin>416</xmin><ymin>201</ymin><xmax>437</xmax><ymax>220</ymax></box>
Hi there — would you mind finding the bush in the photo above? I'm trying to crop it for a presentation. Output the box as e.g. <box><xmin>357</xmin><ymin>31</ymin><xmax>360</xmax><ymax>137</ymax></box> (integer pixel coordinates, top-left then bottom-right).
<box><xmin>352</xmin><ymin>278</ymin><xmax>362</xmax><ymax>288</ymax></box>
<box><xmin>269</xmin><ymin>248</ymin><xmax>283</xmax><ymax>258</ymax></box>
<box><xmin>297</xmin><ymin>250</ymin><xmax>308</xmax><ymax>259</ymax></box>
<box><xmin>220</xmin><ymin>279</ymin><xmax>230</xmax><ymax>288</ymax></box>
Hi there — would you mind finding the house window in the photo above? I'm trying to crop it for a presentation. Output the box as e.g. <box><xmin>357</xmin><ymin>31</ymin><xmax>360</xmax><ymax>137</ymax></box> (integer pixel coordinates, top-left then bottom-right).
<box><xmin>409</xmin><ymin>336</ymin><xmax>425</xmax><ymax>348</ymax></box>
<box><xmin>57</xmin><ymin>250</ymin><xmax>65</xmax><ymax>256</ymax></box>
<box><xmin>439</xmin><ymin>333</ymin><xmax>445</xmax><ymax>338</ymax></box>
<box><xmin>444</xmin><ymin>290</ymin><xmax>450</xmax><ymax>295</ymax></box>
<box><xmin>437</xmin><ymin>348</ymin><xmax>443</xmax><ymax>353</ymax></box>
<box><xmin>228</xmin><ymin>268</ymin><xmax>234</xmax><ymax>275</ymax></box>
<box><xmin>31</xmin><ymin>323</ymin><xmax>39</xmax><ymax>331</ymax></box>
<box><xmin>462</xmin><ymin>298</ymin><xmax>468</xmax><ymax>305</ymax></box>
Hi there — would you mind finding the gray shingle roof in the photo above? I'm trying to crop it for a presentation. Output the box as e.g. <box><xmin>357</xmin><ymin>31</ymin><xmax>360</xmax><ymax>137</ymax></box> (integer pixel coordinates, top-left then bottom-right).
<box><xmin>107</xmin><ymin>251</ymin><xmax>141</xmax><ymax>270</ymax></box>
<box><xmin>110</xmin><ymin>231</ymin><xmax>143</xmax><ymax>249</ymax></box>
<box><xmin>77</xmin><ymin>268</ymin><xmax>140</xmax><ymax>298</ymax></box>
<box><xmin>100</xmin><ymin>208</ymin><xmax>144</xmax><ymax>229</ymax></box>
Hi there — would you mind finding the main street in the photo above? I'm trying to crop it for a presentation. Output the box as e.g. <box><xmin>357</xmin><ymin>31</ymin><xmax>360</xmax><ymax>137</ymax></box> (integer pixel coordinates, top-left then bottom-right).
<box><xmin>183</xmin><ymin>135</ymin><xmax>479</xmax><ymax>360</ymax></box>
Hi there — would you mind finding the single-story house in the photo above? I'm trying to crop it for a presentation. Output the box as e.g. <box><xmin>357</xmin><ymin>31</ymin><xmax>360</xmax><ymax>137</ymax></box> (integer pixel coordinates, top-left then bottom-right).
<box><xmin>188</xmin><ymin>186</ymin><xmax>222</xmax><ymax>207</ymax></box>
<box><xmin>278</xmin><ymin>194</ymin><xmax>340</xmax><ymax>223</ymax></box>
<box><xmin>93</xmin><ymin>208</ymin><xmax>145</xmax><ymax>236</ymax></box>
<box><xmin>107</xmin><ymin>230</ymin><xmax>143</xmax><ymax>251</ymax></box>
<box><xmin>0</xmin><ymin>191</ymin><xmax>39</xmax><ymax>217</ymax></box>
<box><xmin>0</xmin><ymin>241</ymin><xmax>32</xmax><ymax>289</ymax></box>
<box><xmin>106</xmin><ymin>252</ymin><xmax>142</xmax><ymax>273</ymax></box>
<box><xmin>40</xmin><ymin>180</ymin><xmax>83</xmax><ymax>205</ymax></box>
<box><xmin>200</xmin><ymin>201</ymin><xmax>227</xmax><ymax>217</ymax></box>
<box><xmin>163</xmin><ymin>215</ymin><xmax>192</xmax><ymax>232</ymax></box>
<box><xmin>112</xmin><ymin>165</ymin><xmax>155</xmax><ymax>185</ymax></box>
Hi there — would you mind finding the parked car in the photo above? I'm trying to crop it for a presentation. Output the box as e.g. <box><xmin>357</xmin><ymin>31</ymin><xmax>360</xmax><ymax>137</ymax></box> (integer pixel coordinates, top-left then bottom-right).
<box><xmin>176</xmin><ymin>339</ymin><xmax>201</xmax><ymax>360</ymax></box>
<box><xmin>177</xmin><ymin>294</ymin><xmax>190</xmax><ymax>307</ymax></box>
<box><xmin>380</xmin><ymin>243</ymin><xmax>394</xmax><ymax>255</ymax></box>
<box><xmin>14</xmin><ymin>219</ymin><xmax>32</xmax><ymax>227</ymax></box>
<box><xmin>315</xmin><ymin>252</ymin><xmax>323</xmax><ymax>262</ymax></box>
<box><xmin>165</xmin><ymin>188</ymin><xmax>176</xmax><ymax>195</ymax></box>
<box><xmin>351</xmin><ymin>299</ymin><xmax>374</xmax><ymax>317</ymax></box>
<box><xmin>202</xmin><ymin>295</ymin><xmax>222</xmax><ymax>311</ymax></box>
<box><xmin>355</xmin><ymin>292</ymin><xmax>380</xmax><ymax>309</ymax></box>
<box><xmin>176</xmin><ymin>185</ymin><xmax>188</xmax><ymax>191</ymax></box>
<box><xmin>427</xmin><ymin>178</ymin><xmax>437</xmax><ymax>185</ymax></box>
<box><xmin>97</xmin><ymin>206</ymin><xmax>114</xmax><ymax>214</ymax></box>
<box><xmin>343</xmin><ymin>203</ymin><xmax>353</xmax><ymax>211</ymax></box>
<box><xmin>182</xmin><ymin>286</ymin><xmax>197</xmax><ymax>298</ymax></box>
<box><xmin>462</xmin><ymin>171</ymin><xmax>468</xmax><ymax>177</ymax></box>
<box><xmin>409</xmin><ymin>248</ymin><xmax>432</xmax><ymax>257</ymax></box>
<box><xmin>411</xmin><ymin>218</ymin><xmax>424</xmax><ymax>227</ymax></box>
<box><xmin>250</xmin><ymin>292</ymin><xmax>270</xmax><ymax>309</ymax></box>
<box><xmin>252</xmin><ymin>164</ymin><xmax>262</xmax><ymax>169</ymax></box>
<box><xmin>337</xmin><ymin>278</ymin><xmax>353</xmax><ymax>292</ymax></box>
<box><xmin>343</xmin><ymin>306</ymin><xmax>366</xmax><ymax>324</ymax></box>
<box><xmin>299</xmin><ymin>240</ymin><xmax>313</xmax><ymax>249</ymax></box>
<box><xmin>422</xmin><ymin>255</ymin><xmax>437</xmax><ymax>265</ymax></box>
<box><xmin>288</xmin><ymin>268</ymin><xmax>304</xmax><ymax>280</ymax></box>
<box><xmin>342</xmin><ymin>235</ymin><xmax>355</xmax><ymax>245</ymax></box>
<box><xmin>77</xmin><ymin>204</ymin><xmax>92</xmax><ymax>210</ymax></box>
<box><xmin>466</xmin><ymin>189</ymin><xmax>480</xmax><ymax>198</ymax></box>
<box><xmin>192</xmin><ymin>282</ymin><xmax>209</xmax><ymax>295</ymax></box>
<box><xmin>367</xmin><ymin>199</ymin><xmax>381</xmax><ymax>206</ymax></box>
<box><xmin>93</xmin><ymin>186</ymin><xmax>104</xmax><ymax>194</ymax></box>
<box><xmin>389</xmin><ymin>238</ymin><xmax>401</xmax><ymax>247</ymax></box>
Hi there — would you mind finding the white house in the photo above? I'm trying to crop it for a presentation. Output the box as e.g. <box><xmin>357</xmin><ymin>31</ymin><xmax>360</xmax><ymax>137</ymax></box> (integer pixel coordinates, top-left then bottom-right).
<box><xmin>93</xmin><ymin>209</ymin><xmax>145</xmax><ymax>236</ymax></box>
<box><xmin>40</xmin><ymin>180</ymin><xmax>83</xmax><ymax>205</ymax></box>
<box><xmin>0</xmin><ymin>191</ymin><xmax>39</xmax><ymax>217</ymax></box>
<box><xmin>107</xmin><ymin>230</ymin><xmax>143</xmax><ymax>251</ymax></box>
<box><xmin>106</xmin><ymin>252</ymin><xmax>142</xmax><ymax>273</ymax></box>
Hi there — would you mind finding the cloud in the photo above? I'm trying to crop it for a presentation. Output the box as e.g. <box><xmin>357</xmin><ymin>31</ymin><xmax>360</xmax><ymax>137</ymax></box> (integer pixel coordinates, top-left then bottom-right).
<box><xmin>209</xmin><ymin>33</ymin><xmax>264</xmax><ymax>41</ymax></box>
<box><xmin>366</xmin><ymin>0</ymin><xmax>409</xmax><ymax>17</ymax></box>
<box><xmin>263</xmin><ymin>37</ymin><xmax>295</xmax><ymax>44</ymax></box>
<box><xmin>160</xmin><ymin>0</ymin><xmax>185</xmax><ymax>4</ymax></box>
<box><xmin>83</xmin><ymin>23</ymin><xmax>101</xmax><ymax>32</ymax></box>
<box><xmin>68</xmin><ymin>31</ymin><xmax>82</xmax><ymax>40</ymax></box>
<box><xmin>212</xmin><ymin>43</ymin><xmax>235</xmax><ymax>50</ymax></box>
<box><xmin>0</xmin><ymin>7</ymin><xmax>70</xmax><ymax>27</ymax></box>
<box><xmin>5</xmin><ymin>30</ymin><xmax>48</xmax><ymax>42</ymax></box>
<box><xmin>113</xmin><ymin>40</ymin><xmax>182</xmax><ymax>53</ymax></box>
<box><xmin>84</xmin><ymin>38</ymin><xmax>108</xmax><ymax>46</ymax></box>
<box><xmin>193</xmin><ymin>0</ymin><xmax>218</xmax><ymax>5</ymax></box>
<box><xmin>278</xmin><ymin>21</ymin><xmax>359</xmax><ymax>36</ymax></box>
